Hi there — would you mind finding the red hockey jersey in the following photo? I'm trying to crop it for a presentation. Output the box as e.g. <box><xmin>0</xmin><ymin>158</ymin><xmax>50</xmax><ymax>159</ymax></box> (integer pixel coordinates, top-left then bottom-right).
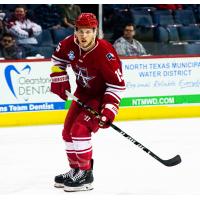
<box><xmin>52</xmin><ymin>35</ymin><xmax>125</xmax><ymax>111</ymax></box>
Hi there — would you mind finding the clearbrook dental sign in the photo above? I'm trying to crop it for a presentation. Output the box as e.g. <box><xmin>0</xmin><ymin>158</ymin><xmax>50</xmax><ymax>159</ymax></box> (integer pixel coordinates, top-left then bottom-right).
<box><xmin>0</xmin><ymin>60</ymin><xmax>66</xmax><ymax>113</ymax></box>
<box><xmin>1</xmin><ymin>56</ymin><xmax>200</xmax><ymax>113</ymax></box>
<box><xmin>18</xmin><ymin>76</ymin><xmax>50</xmax><ymax>96</ymax></box>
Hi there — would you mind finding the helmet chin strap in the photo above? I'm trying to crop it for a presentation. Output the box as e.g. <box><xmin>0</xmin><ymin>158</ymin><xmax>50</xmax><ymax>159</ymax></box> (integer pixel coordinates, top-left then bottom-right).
<box><xmin>74</xmin><ymin>29</ymin><xmax>97</xmax><ymax>51</ymax></box>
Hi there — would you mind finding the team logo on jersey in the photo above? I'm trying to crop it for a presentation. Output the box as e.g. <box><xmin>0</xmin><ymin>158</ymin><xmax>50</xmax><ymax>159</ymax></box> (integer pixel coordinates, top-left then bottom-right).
<box><xmin>68</xmin><ymin>51</ymin><xmax>75</xmax><ymax>60</ymax></box>
<box><xmin>74</xmin><ymin>65</ymin><xmax>95</xmax><ymax>88</ymax></box>
<box><xmin>106</xmin><ymin>53</ymin><xmax>115</xmax><ymax>61</ymax></box>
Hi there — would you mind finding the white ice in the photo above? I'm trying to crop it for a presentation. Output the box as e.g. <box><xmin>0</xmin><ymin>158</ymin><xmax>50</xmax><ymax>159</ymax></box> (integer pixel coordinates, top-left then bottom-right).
<box><xmin>0</xmin><ymin>118</ymin><xmax>200</xmax><ymax>200</ymax></box>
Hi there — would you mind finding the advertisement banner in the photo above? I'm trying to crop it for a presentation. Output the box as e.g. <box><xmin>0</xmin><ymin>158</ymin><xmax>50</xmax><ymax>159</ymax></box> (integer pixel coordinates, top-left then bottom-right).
<box><xmin>0</xmin><ymin>60</ymin><xmax>66</xmax><ymax>113</ymax></box>
<box><xmin>1</xmin><ymin>56</ymin><xmax>200</xmax><ymax>113</ymax></box>
<box><xmin>121</xmin><ymin>56</ymin><xmax>200</xmax><ymax>107</ymax></box>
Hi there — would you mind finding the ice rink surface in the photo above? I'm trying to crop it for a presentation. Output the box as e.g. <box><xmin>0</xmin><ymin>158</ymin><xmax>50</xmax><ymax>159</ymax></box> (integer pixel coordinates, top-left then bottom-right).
<box><xmin>1</xmin><ymin>118</ymin><xmax>200</xmax><ymax>200</ymax></box>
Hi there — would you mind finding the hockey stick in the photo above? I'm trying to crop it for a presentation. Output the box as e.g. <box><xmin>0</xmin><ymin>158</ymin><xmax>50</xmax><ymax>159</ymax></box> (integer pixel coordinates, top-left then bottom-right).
<box><xmin>65</xmin><ymin>90</ymin><xmax>181</xmax><ymax>167</ymax></box>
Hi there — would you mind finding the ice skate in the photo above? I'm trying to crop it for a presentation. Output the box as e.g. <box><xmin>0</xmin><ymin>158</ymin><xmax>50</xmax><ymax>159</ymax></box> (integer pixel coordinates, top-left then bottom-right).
<box><xmin>54</xmin><ymin>168</ymin><xmax>79</xmax><ymax>188</ymax></box>
<box><xmin>63</xmin><ymin>168</ymin><xmax>94</xmax><ymax>192</ymax></box>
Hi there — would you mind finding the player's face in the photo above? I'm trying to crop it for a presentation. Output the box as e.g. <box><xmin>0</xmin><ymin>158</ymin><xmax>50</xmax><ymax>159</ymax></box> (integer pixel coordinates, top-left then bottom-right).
<box><xmin>75</xmin><ymin>28</ymin><xmax>96</xmax><ymax>50</ymax></box>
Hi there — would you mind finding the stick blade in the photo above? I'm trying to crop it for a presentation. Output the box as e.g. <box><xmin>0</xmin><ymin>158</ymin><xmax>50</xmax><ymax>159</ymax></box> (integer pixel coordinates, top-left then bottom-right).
<box><xmin>162</xmin><ymin>155</ymin><xmax>182</xmax><ymax>167</ymax></box>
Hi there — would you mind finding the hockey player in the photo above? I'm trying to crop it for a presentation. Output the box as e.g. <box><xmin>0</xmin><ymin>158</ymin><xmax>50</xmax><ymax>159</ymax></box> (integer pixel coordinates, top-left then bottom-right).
<box><xmin>50</xmin><ymin>13</ymin><xmax>125</xmax><ymax>192</ymax></box>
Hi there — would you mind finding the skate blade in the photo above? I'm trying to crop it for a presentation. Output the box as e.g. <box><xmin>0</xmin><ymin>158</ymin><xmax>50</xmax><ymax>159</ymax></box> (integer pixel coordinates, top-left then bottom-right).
<box><xmin>54</xmin><ymin>182</ymin><xmax>64</xmax><ymax>188</ymax></box>
<box><xmin>64</xmin><ymin>184</ymin><xmax>93</xmax><ymax>192</ymax></box>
